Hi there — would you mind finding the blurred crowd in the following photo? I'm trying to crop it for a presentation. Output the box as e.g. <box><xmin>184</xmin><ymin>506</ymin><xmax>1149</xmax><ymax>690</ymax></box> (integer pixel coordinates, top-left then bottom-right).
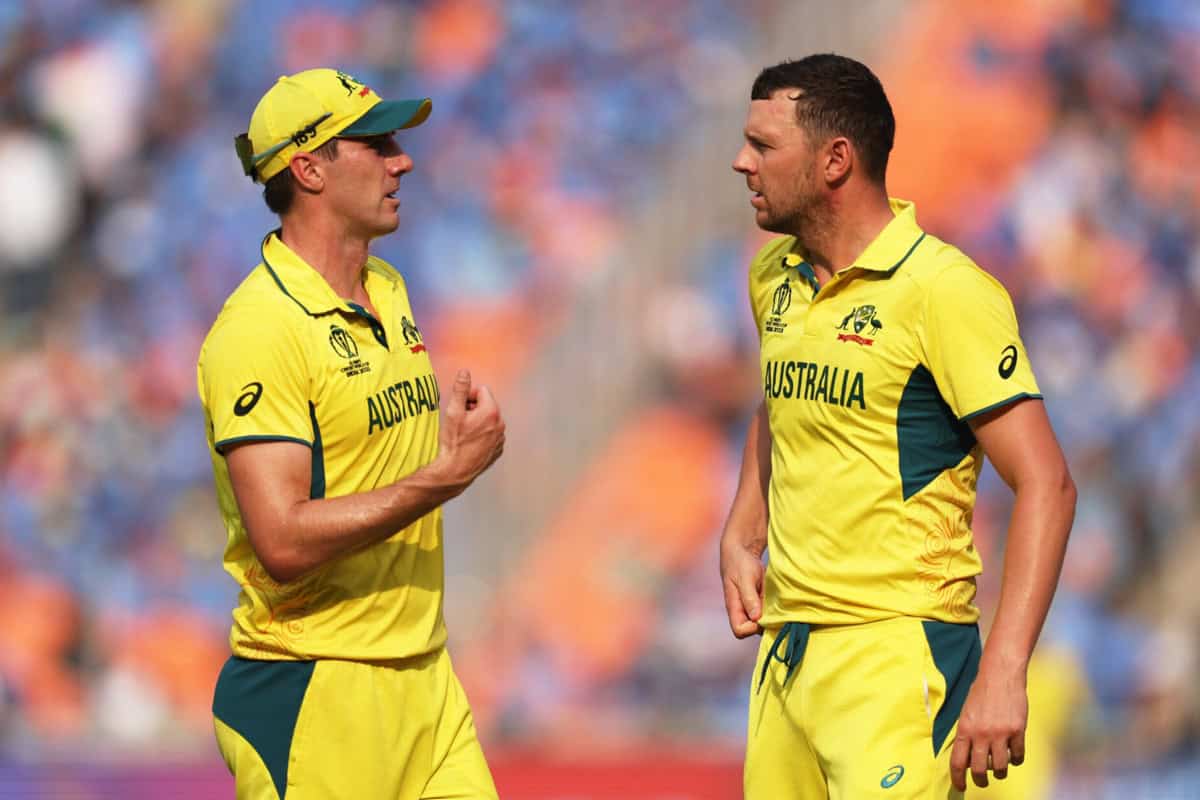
<box><xmin>0</xmin><ymin>0</ymin><xmax>1198</xmax><ymax>797</ymax></box>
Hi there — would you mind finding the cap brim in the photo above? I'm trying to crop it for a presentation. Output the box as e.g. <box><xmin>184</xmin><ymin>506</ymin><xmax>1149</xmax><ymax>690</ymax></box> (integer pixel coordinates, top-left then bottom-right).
<box><xmin>339</xmin><ymin>98</ymin><xmax>432</xmax><ymax>136</ymax></box>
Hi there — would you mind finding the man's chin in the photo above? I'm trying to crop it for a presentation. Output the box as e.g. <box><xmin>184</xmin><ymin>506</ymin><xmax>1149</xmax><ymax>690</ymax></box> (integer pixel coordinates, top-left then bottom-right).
<box><xmin>756</xmin><ymin>213</ymin><xmax>791</xmax><ymax>235</ymax></box>
<box><xmin>369</xmin><ymin>217</ymin><xmax>401</xmax><ymax>238</ymax></box>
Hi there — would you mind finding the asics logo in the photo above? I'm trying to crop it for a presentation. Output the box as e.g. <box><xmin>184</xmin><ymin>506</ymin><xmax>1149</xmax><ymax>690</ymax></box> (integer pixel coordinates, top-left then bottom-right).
<box><xmin>881</xmin><ymin>765</ymin><xmax>904</xmax><ymax>788</ymax></box>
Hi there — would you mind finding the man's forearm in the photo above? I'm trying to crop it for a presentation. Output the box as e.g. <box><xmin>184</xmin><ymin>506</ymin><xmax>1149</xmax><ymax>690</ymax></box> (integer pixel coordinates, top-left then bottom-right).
<box><xmin>981</xmin><ymin>473</ymin><xmax>1076</xmax><ymax>670</ymax></box>
<box><xmin>721</xmin><ymin>401</ymin><xmax>771</xmax><ymax>555</ymax></box>
<box><xmin>270</xmin><ymin>459</ymin><xmax>467</xmax><ymax>581</ymax></box>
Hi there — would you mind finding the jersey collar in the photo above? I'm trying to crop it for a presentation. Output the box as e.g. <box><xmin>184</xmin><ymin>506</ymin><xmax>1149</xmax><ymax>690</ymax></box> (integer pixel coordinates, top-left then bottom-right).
<box><xmin>851</xmin><ymin>197</ymin><xmax>926</xmax><ymax>274</ymax></box>
<box><xmin>260</xmin><ymin>231</ymin><xmax>398</xmax><ymax>316</ymax></box>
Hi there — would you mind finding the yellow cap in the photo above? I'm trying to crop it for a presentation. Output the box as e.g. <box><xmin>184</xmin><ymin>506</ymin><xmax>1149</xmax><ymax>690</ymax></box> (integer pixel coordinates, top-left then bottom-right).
<box><xmin>235</xmin><ymin>68</ymin><xmax>432</xmax><ymax>183</ymax></box>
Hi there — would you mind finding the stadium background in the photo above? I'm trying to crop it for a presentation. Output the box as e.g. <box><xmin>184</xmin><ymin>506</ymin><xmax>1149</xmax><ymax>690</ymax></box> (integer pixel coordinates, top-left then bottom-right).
<box><xmin>1</xmin><ymin>0</ymin><xmax>1198</xmax><ymax>797</ymax></box>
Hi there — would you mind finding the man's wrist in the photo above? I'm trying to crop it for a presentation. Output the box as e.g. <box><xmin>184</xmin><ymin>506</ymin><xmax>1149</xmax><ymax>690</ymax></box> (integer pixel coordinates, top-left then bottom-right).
<box><xmin>979</xmin><ymin>641</ymin><xmax>1031</xmax><ymax>677</ymax></box>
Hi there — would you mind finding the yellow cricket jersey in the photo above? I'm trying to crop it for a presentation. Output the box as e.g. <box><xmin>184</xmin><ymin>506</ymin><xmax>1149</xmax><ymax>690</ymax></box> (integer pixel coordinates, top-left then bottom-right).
<box><xmin>749</xmin><ymin>199</ymin><xmax>1041</xmax><ymax>626</ymax></box>
<box><xmin>197</xmin><ymin>232</ymin><xmax>446</xmax><ymax>661</ymax></box>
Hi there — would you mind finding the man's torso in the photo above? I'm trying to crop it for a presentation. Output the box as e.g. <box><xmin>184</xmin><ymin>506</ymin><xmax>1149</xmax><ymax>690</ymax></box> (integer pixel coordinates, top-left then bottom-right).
<box><xmin>198</xmin><ymin>233</ymin><xmax>447</xmax><ymax>661</ymax></box>
<box><xmin>749</xmin><ymin>200</ymin><xmax>1041</xmax><ymax>626</ymax></box>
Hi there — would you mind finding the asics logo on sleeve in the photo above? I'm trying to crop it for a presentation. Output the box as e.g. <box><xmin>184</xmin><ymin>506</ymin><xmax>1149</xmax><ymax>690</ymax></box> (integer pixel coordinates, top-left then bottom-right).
<box><xmin>998</xmin><ymin>345</ymin><xmax>1018</xmax><ymax>379</ymax></box>
<box><xmin>234</xmin><ymin>382</ymin><xmax>264</xmax><ymax>416</ymax></box>
<box><xmin>881</xmin><ymin>765</ymin><xmax>905</xmax><ymax>788</ymax></box>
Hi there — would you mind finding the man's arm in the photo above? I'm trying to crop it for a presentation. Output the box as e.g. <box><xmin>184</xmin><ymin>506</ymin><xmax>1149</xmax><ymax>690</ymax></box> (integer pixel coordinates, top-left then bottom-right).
<box><xmin>719</xmin><ymin>400</ymin><xmax>772</xmax><ymax>638</ymax></box>
<box><xmin>226</xmin><ymin>369</ymin><xmax>504</xmax><ymax>584</ymax></box>
<box><xmin>950</xmin><ymin>397</ymin><xmax>1076</xmax><ymax>791</ymax></box>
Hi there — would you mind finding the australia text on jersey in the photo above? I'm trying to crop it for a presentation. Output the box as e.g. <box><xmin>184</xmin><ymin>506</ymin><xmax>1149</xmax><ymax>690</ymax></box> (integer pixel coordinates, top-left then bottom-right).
<box><xmin>764</xmin><ymin>359</ymin><xmax>867</xmax><ymax>409</ymax></box>
<box><xmin>366</xmin><ymin>373</ymin><xmax>440</xmax><ymax>435</ymax></box>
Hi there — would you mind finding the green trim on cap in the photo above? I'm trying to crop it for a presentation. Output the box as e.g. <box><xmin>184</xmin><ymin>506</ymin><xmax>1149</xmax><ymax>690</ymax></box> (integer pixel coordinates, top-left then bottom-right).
<box><xmin>339</xmin><ymin>98</ymin><xmax>432</xmax><ymax>136</ymax></box>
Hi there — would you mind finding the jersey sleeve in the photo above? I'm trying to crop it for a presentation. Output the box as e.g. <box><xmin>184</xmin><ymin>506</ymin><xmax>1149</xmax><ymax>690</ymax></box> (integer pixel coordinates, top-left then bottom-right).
<box><xmin>198</xmin><ymin>305</ymin><xmax>314</xmax><ymax>452</ymax></box>
<box><xmin>918</xmin><ymin>263</ymin><xmax>1041</xmax><ymax>420</ymax></box>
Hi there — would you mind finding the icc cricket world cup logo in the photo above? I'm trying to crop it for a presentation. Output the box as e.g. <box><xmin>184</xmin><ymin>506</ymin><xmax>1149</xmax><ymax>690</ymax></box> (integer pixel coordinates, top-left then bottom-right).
<box><xmin>771</xmin><ymin>280</ymin><xmax>792</xmax><ymax>316</ymax></box>
<box><xmin>765</xmin><ymin>278</ymin><xmax>792</xmax><ymax>334</ymax></box>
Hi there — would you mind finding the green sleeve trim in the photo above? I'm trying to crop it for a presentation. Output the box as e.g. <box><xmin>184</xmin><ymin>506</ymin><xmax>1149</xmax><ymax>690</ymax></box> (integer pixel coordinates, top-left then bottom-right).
<box><xmin>215</xmin><ymin>434</ymin><xmax>313</xmax><ymax>454</ymax></box>
<box><xmin>959</xmin><ymin>393</ymin><xmax>1043</xmax><ymax>422</ymax></box>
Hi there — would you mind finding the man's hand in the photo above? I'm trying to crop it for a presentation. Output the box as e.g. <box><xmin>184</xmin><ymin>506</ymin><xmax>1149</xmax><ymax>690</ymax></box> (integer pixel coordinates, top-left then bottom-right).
<box><xmin>718</xmin><ymin>401</ymin><xmax>770</xmax><ymax>639</ymax></box>
<box><xmin>435</xmin><ymin>369</ymin><xmax>505</xmax><ymax>492</ymax></box>
<box><xmin>720</xmin><ymin>540</ymin><xmax>764</xmax><ymax>638</ymax></box>
<box><xmin>949</xmin><ymin>658</ymin><xmax>1028</xmax><ymax>790</ymax></box>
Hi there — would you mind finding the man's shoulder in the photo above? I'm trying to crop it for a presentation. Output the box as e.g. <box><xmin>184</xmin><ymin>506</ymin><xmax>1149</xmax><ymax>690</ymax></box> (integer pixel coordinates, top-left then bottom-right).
<box><xmin>201</xmin><ymin>265</ymin><xmax>308</xmax><ymax>356</ymax></box>
<box><xmin>898</xmin><ymin>234</ymin><xmax>1003</xmax><ymax>294</ymax></box>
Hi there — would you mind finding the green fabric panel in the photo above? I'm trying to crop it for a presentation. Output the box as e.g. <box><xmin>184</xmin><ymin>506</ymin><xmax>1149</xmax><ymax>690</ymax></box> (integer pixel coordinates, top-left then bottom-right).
<box><xmin>308</xmin><ymin>402</ymin><xmax>324</xmax><ymax>499</ymax></box>
<box><xmin>212</xmin><ymin>656</ymin><xmax>316</xmax><ymax>799</ymax></box>
<box><xmin>896</xmin><ymin>365</ymin><xmax>976</xmax><ymax>500</ymax></box>
<box><xmin>214</xmin><ymin>435</ymin><xmax>313</xmax><ymax>455</ymax></box>
<box><xmin>961</xmin><ymin>392</ymin><xmax>1043</xmax><ymax>422</ymax></box>
<box><xmin>922</xmin><ymin>621</ymin><xmax>982</xmax><ymax>757</ymax></box>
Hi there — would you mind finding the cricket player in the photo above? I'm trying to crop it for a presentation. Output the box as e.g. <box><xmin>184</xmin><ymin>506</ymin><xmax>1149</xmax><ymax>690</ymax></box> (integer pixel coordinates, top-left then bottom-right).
<box><xmin>720</xmin><ymin>54</ymin><xmax>1077</xmax><ymax>798</ymax></box>
<box><xmin>198</xmin><ymin>68</ymin><xmax>504</xmax><ymax>799</ymax></box>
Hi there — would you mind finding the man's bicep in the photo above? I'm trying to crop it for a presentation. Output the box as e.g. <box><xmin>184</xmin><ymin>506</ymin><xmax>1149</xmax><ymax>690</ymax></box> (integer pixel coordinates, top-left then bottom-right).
<box><xmin>225</xmin><ymin>439</ymin><xmax>314</xmax><ymax>554</ymax></box>
<box><xmin>968</xmin><ymin>398</ymin><xmax>1068</xmax><ymax>490</ymax></box>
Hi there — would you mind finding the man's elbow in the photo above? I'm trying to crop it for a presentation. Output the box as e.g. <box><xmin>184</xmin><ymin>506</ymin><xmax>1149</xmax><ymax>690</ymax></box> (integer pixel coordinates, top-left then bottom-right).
<box><xmin>248</xmin><ymin>532</ymin><xmax>309</xmax><ymax>585</ymax></box>
<box><xmin>1055</xmin><ymin>463</ymin><xmax>1078</xmax><ymax>524</ymax></box>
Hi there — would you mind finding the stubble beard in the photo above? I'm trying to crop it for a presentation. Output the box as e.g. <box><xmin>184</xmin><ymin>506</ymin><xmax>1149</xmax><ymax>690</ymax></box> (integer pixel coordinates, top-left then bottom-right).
<box><xmin>758</xmin><ymin>166</ymin><xmax>828</xmax><ymax>241</ymax></box>
<box><xmin>759</xmin><ymin>191</ymin><xmax>828</xmax><ymax>242</ymax></box>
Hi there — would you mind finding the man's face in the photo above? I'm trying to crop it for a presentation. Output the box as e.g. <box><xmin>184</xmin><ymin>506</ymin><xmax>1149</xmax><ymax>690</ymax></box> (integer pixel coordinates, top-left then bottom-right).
<box><xmin>323</xmin><ymin>133</ymin><xmax>412</xmax><ymax>239</ymax></box>
<box><xmin>732</xmin><ymin>90</ymin><xmax>821</xmax><ymax>235</ymax></box>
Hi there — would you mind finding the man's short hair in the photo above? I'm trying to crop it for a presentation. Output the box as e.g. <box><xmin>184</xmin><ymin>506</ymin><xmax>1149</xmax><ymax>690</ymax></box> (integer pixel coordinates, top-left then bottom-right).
<box><xmin>751</xmin><ymin>54</ymin><xmax>894</xmax><ymax>184</ymax></box>
<box><xmin>262</xmin><ymin>138</ymin><xmax>340</xmax><ymax>215</ymax></box>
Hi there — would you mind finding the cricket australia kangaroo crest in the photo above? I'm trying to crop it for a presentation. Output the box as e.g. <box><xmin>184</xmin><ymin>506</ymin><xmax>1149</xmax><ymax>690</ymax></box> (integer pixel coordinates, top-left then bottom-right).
<box><xmin>836</xmin><ymin>304</ymin><xmax>884</xmax><ymax>346</ymax></box>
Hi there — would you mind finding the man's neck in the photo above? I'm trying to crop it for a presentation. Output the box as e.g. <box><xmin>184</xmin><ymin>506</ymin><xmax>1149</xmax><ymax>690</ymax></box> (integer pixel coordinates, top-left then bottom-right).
<box><xmin>801</xmin><ymin>188</ymin><xmax>894</xmax><ymax>286</ymax></box>
<box><xmin>279</xmin><ymin>214</ymin><xmax>371</xmax><ymax>303</ymax></box>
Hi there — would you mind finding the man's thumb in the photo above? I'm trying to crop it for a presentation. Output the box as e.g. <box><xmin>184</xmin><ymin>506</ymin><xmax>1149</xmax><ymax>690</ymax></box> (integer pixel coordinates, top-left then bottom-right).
<box><xmin>452</xmin><ymin>369</ymin><xmax>471</xmax><ymax>404</ymax></box>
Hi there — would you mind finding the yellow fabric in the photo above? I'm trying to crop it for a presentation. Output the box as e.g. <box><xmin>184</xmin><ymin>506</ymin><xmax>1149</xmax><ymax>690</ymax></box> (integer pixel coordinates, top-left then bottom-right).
<box><xmin>746</xmin><ymin>618</ymin><xmax>965</xmax><ymax>800</ymax></box>
<box><xmin>213</xmin><ymin>650</ymin><xmax>497</xmax><ymax>800</ymax></box>
<box><xmin>198</xmin><ymin>232</ymin><xmax>447</xmax><ymax>661</ymax></box>
<box><xmin>748</xmin><ymin>199</ymin><xmax>1041</xmax><ymax>626</ymax></box>
<box><xmin>214</xmin><ymin>716</ymin><xmax>282</xmax><ymax>800</ymax></box>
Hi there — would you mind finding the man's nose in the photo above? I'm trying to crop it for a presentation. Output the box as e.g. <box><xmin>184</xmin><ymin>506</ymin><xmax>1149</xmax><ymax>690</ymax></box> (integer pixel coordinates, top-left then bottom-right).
<box><xmin>732</xmin><ymin>145</ymin><xmax>754</xmax><ymax>174</ymax></box>
<box><xmin>389</xmin><ymin>153</ymin><xmax>413</xmax><ymax>175</ymax></box>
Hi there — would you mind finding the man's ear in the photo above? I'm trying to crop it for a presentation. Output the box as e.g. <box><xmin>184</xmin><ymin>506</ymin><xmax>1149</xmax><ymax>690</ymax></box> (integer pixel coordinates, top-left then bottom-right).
<box><xmin>289</xmin><ymin>151</ymin><xmax>325</xmax><ymax>194</ymax></box>
<box><xmin>824</xmin><ymin>136</ymin><xmax>853</xmax><ymax>186</ymax></box>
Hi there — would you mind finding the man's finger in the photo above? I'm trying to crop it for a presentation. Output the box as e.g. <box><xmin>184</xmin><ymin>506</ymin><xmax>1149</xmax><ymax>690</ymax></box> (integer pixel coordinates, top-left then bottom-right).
<box><xmin>970</xmin><ymin>742</ymin><xmax>990</xmax><ymax>788</ymax></box>
<box><xmin>1010</xmin><ymin>730</ymin><xmax>1026</xmax><ymax>766</ymax></box>
<box><xmin>473</xmin><ymin>384</ymin><xmax>497</xmax><ymax>412</ymax></box>
<box><xmin>988</xmin><ymin>743</ymin><xmax>1008</xmax><ymax>777</ymax></box>
<box><xmin>723</xmin><ymin>579</ymin><xmax>750</xmax><ymax>629</ymax></box>
<box><xmin>722</xmin><ymin>579</ymin><xmax>758</xmax><ymax>637</ymax></box>
<box><xmin>949</xmin><ymin>737</ymin><xmax>970</xmax><ymax>792</ymax></box>
<box><xmin>737</xmin><ymin>569</ymin><xmax>762</xmax><ymax>622</ymax></box>
<box><xmin>990</xmin><ymin>739</ymin><xmax>1010</xmax><ymax>778</ymax></box>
